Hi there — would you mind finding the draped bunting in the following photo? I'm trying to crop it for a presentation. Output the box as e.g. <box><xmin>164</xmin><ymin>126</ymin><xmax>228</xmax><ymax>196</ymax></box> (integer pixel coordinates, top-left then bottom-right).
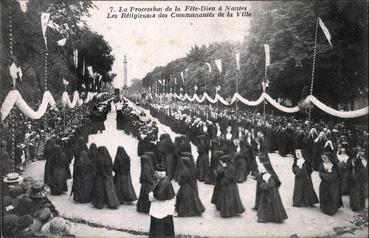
<box><xmin>167</xmin><ymin>91</ymin><xmax>368</xmax><ymax>119</ymax></box>
<box><xmin>1</xmin><ymin>90</ymin><xmax>56</xmax><ymax>121</ymax></box>
<box><xmin>62</xmin><ymin>91</ymin><xmax>80</xmax><ymax>108</ymax></box>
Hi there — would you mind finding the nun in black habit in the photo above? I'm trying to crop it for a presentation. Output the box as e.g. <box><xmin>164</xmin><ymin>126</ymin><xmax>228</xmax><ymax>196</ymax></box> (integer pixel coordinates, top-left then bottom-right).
<box><xmin>149</xmin><ymin>173</ymin><xmax>176</xmax><ymax>238</ymax></box>
<box><xmin>157</xmin><ymin>134</ymin><xmax>176</xmax><ymax>179</ymax></box>
<box><xmin>72</xmin><ymin>151</ymin><xmax>94</xmax><ymax>203</ymax></box>
<box><xmin>196</xmin><ymin>135</ymin><xmax>210</xmax><ymax>182</ymax></box>
<box><xmin>48</xmin><ymin>145</ymin><xmax>68</xmax><ymax>195</ymax></box>
<box><xmin>137</xmin><ymin>155</ymin><xmax>156</xmax><ymax>213</ymax></box>
<box><xmin>256</xmin><ymin>161</ymin><xmax>288</xmax><ymax>223</ymax></box>
<box><xmin>292</xmin><ymin>149</ymin><xmax>319</xmax><ymax>207</ymax></box>
<box><xmin>44</xmin><ymin>139</ymin><xmax>56</xmax><ymax>186</ymax></box>
<box><xmin>348</xmin><ymin>149</ymin><xmax>368</xmax><ymax>211</ymax></box>
<box><xmin>216</xmin><ymin>155</ymin><xmax>245</xmax><ymax>218</ymax></box>
<box><xmin>91</xmin><ymin>146</ymin><xmax>119</xmax><ymax>209</ymax></box>
<box><xmin>113</xmin><ymin>146</ymin><xmax>137</xmax><ymax>204</ymax></box>
<box><xmin>319</xmin><ymin>152</ymin><xmax>343</xmax><ymax>215</ymax></box>
<box><xmin>176</xmin><ymin>157</ymin><xmax>205</xmax><ymax>217</ymax></box>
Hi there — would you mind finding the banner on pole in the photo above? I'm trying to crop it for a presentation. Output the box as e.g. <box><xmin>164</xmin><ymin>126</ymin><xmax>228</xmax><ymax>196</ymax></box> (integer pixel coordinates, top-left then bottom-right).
<box><xmin>41</xmin><ymin>13</ymin><xmax>50</xmax><ymax>48</ymax></box>
<box><xmin>73</xmin><ymin>49</ymin><xmax>78</xmax><ymax>68</ymax></box>
<box><xmin>235</xmin><ymin>52</ymin><xmax>240</xmax><ymax>71</ymax></box>
<box><xmin>264</xmin><ymin>44</ymin><xmax>270</xmax><ymax>67</ymax></box>
<box><xmin>215</xmin><ymin>59</ymin><xmax>222</xmax><ymax>73</ymax></box>
<box><xmin>205</xmin><ymin>62</ymin><xmax>212</xmax><ymax>73</ymax></box>
<box><xmin>57</xmin><ymin>38</ymin><xmax>67</xmax><ymax>46</ymax></box>
<box><xmin>318</xmin><ymin>17</ymin><xmax>333</xmax><ymax>47</ymax></box>
<box><xmin>82</xmin><ymin>58</ymin><xmax>86</xmax><ymax>76</ymax></box>
<box><xmin>17</xmin><ymin>0</ymin><xmax>29</xmax><ymax>13</ymax></box>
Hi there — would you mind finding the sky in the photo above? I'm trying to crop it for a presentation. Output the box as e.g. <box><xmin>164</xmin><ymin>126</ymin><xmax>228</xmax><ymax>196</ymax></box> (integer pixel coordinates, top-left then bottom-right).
<box><xmin>86</xmin><ymin>1</ymin><xmax>253</xmax><ymax>88</ymax></box>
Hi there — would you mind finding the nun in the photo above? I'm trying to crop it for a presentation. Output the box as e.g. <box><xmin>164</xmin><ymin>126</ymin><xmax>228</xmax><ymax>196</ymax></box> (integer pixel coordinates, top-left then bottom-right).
<box><xmin>216</xmin><ymin>155</ymin><xmax>245</xmax><ymax>218</ymax></box>
<box><xmin>319</xmin><ymin>152</ymin><xmax>343</xmax><ymax>215</ymax></box>
<box><xmin>157</xmin><ymin>134</ymin><xmax>176</xmax><ymax>179</ymax></box>
<box><xmin>72</xmin><ymin>151</ymin><xmax>94</xmax><ymax>203</ymax></box>
<box><xmin>196</xmin><ymin>135</ymin><xmax>210</xmax><ymax>182</ymax></box>
<box><xmin>149</xmin><ymin>172</ymin><xmax>176</xmax><ymax>238</ymax></box>
<box><xmin>48</xmin><ymin>145</ymin><xmax>68</xmax><ymax>195</ymax></box>
<box><xmin>91</xmin><ymin>146</ymin><xmax>119</xmax><ymax>209</ymax></box>
<box><xmin>137</xmin><ymin>155</ymin><xmax>156</xmax><ymax>213</ymax></box>
<box><xmin>349</xmin><ymin>148</ymin><xmax>368</xmax><ymax>211</ymax></box>
<box><xmin>336</xmin><ymin>144</ymin><xmax>351</xmax><ymax>195</ymax></box>
<box><xmin>292</xmin><ymin>149</ymin><xmax>319</xmax><ymax>207</ymax></box>
<box><xmin>113</xmin><ymin>146</ymin><xmax>137</xmax><ymax>204</ymax></box>
<box><xmin>256</xmin><ymin>161</ymin><xmax>288</xmax><ymax>223</ymax></box>
<box><xmin>43</xmin><ymin>139</ymin><xmax>56</xmax><ymax>187</ymax></box>
<box><xmin>176</xmin><ymin>156</ymin><xmax>205</xmax><ymax>217</ymax></box>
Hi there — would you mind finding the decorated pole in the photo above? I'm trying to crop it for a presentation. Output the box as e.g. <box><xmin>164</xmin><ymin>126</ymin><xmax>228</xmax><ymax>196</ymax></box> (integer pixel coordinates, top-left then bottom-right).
<box><xmin>308</xmin><ymin>18</ymin><xmax>319</xmax><ymax>123</ymax></box>
<box><xmin>263</xmin><ymin>44</ymin><xmax>270</xmax><ymax>121</ymax></box>
<box><xmin>8</xmin><ymin>1</ymin><xmax>16</xmax><ymax>169</ymax></box>
<box><xmin>235</xmin><ymin>52</ymin><xmax>240</xmax><ymax>114</ymax></box>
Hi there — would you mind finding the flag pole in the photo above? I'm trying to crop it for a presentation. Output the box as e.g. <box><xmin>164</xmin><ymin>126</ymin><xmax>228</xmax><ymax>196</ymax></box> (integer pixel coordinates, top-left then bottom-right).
<box><xmin>236</xmin><ymin>70</ymin><xmax>239</xmax><ymax>115</ymax></box>
<box><xmin>263</xmin><ymin>66</ymin><xmax>267</xmax><ymax>121</ymax></box>
<box><xmin>308</xmin><ymin>17</ymin><xmax>319</xmax><ymax>123</ymax></box>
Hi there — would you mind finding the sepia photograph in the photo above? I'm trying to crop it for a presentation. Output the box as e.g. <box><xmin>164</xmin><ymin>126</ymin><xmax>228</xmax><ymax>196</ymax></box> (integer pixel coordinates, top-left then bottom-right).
<box><xmin>0</xmin><ymin>0</ymin><xmax>368</xmax><ymax>237</ymax></box>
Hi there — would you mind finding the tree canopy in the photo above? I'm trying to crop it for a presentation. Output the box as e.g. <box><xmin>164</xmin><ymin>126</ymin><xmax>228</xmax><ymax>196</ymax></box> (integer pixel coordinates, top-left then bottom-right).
<box><xmin>0</xmin><ymin>0</ymin><xmax>115</xmax><ymax>105</ymax></box>
<box><xmin>141</xmin><ymin>0</ymin><xmax>368</xmax><ymax>108</ymax></box>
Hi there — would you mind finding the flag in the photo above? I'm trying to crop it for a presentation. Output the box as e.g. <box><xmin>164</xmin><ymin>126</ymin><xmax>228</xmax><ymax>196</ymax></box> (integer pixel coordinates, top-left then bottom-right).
<box><xmin>17</xmin><ymin>67</ymin><xmax>23</xmax><ymax>81</ymax></box>
<box><xmin>9</xmin><ymin>63</ymin><xmax>19</xmax><ymax>81</ymax></box>
<box><xmin>205</xmin><ymin>62</ymin><xmax>212</xmax><ymax>73</ymax></box>
<box><xmin>180</xmin><ymin>87</ymin><xmax>183</xmax><ymax>92</ymax></box>
<box><xmin>235</xmin><ymin>52</ymin><xmax>240</xmax><ymax>71</ymax></box>
<box><xmin>63</xmin><ymin>77</ymin><xmax>69</xmax><ymax>85</ymax></box>
<box><xmin>194</xmin><ymin>85</ymin><xmax>198</xmax><ymax>91</ymax></box>
<box><xmin>81</xmin><ymin>83</ymin><xmax>86</xmax><ymax>89</ymax></box>
<box><xmin>57</xmin><ymin>38</ymin><xmax>67</xmax><ymax>46</ymax></box>
<box><xmin>87</xmin><ymin>66</ymin><xmax>93</xmax><ymax>76</ymax></box>
<box><xmin>17</xmin><ymin>0</ymin><xmax>29</xmax><ymax>13</ymax></box>
<box><xmin>215</xmin><ymin>59</ymin><xmax>222</xmax><ymax>73</ymax></box>
<box><xmin>180</xmin><ymin>72</ymin><xmax>184</xmax><ymax>81</ymax></box>
<box><xmin>174</xmin><ymin>77</ymin><xmax>177</xmax><ymax>85</ymax></box>
<box><xmin>262</xmin><ymin>80</ymin><xmax>269</xmax><ymax>92</ymax></box>
<box><xmin>185</xmin><ymin>68</ymin><xmax>189</xmax><ymax>72</ymax></box>
<box><xmin>215</xmin><ymin>85</ymin><xmax>221</xmax><ymax>92</ymax></box>
<box><xmin>41</xmin><ymin>13</ymin><xmax>50</xmax><ymax>48</ymax></box>
<box><xmin>264</xmin><ymin>44</ymin><xmax>270</xmax><ymax>67</ymax></box>
<box><xmin>318</xmin><ymin>17</ymin><xmax>333</xmax><ymax>47</ymax></box>
<box><xmin>73</xmin><ymin>49</ymin><xmax>78</xmax><ymax>68</ymax></box>
<box><xmin>82</xmin><ymin>58</ymin><xmax>86</xmax><ymax>76</ymax></box>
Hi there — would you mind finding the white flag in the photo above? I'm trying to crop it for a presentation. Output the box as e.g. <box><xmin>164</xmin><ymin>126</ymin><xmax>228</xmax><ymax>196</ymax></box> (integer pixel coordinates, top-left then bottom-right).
<box><xmin>57</xmin><ymin>38</ymin><xmax>67</xmax><ymax>46</ymax></box>
<box><xmin>318</xmin><ymin>17</ymin><xmax>333</xmax><ymax>47</ymax></box>
<box><xmin>235</xmin><ymin>52</ymin><xmax>240</xmax><ymax>71</ymax></box>
<box><xmin>180</xmin><ymin>72</ymin><xmax>184</xmax><ymax>81</ymax></box>
<box><xmin>215</xmin><ymin>59</ymin><xmax>222</xmax><ymax>73</ymax></box>
<box><xmin>205</xmin><ymin>62</ymin><xmax>212</xmax><ymax>73</ymax></box>
<box><xmin>87</xmin><ymin>66</ymin><xmax>93</xmax><ymax>75</ymax></box>
<box><xmin>174</xmin><ymin>78</ymin><xmax>177</xmax><ymax>85</ymax></box>
<box><xmin>215</xmin><ymin>85</ymin><xmax>221</xmax><ymax>92</ymax></box>
<box><xmin>17</xmin><ymin>67</ymin><xmax>23</xmax><ymax>81</ymax></box>
<box><xmin>194</xmin><ymin>85</ymin><xmax>198</xmax><ymax>91</ymax></box>
<box><xmin>262</xmin><ymin>80</ymin><xmax>269</xmax><ymax>92</ymax></box>
<box><xmin>82</xmin><ymin>58</ymin><xmax>86</xmax><ymax>76</ymax></box>
<box><xmin>73</xmin><ymin>49</ymin><xmax>78</xmax><ymax>68</ymax></box>
<box><xmin>18</xmin><ymin>0</ymin><xmax>28</xmax><ymax>13</ymax></box>
<box><xmin>41</xmin><ymin>13</ymin><xmax>50</xmax><ymax>48</ymax></box>
<box><xmin>9</xmin><ymin>63</ymin><xmax>18</xmax><ymax>81</ymax></box>
<box><xmin>63</xmin><ymin>77</ymin><xmax>69</xmax><ymax>85</ymax></box>
<box><xmin>264</xmin><ymin>44</ymin><xmax>270</xmax><ymax>67</ymax></box>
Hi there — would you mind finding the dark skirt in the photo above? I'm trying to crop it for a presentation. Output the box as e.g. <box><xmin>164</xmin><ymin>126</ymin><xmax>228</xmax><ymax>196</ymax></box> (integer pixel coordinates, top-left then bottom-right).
<box><xmin>218</xmin><ymin>183</ymin><xmax>245</xmax><ymax>218</ymax></box>
<box><xmin>176</xmin><ymin>183</ymin><xmax>205</xmax><ymax>217</ymax></box>
<box><xmin>113</xmin><ymin>173</ymin><xmax>137</xmax><ymax>203</ymax></box>
<box><xmin>149</xmin><ymin>215</ymin><xmax>175</xmax><ymax>238</ymax></box>
<box><xmin>137</xmin><ymin>182</ymin><xmax>153</xmax><ymax>213</ymax></box>
<box><xmin>196</xmin><ymin>152</ymin><xmax>209</xmax><ymax>182</ymax></box>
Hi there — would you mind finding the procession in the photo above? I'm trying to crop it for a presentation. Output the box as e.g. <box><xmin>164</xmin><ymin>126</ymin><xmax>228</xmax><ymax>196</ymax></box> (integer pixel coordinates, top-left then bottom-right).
<box><xmin>1</xmin><ymin>1</ymin><xmax>368</xmax><ymax>238</ymax></box>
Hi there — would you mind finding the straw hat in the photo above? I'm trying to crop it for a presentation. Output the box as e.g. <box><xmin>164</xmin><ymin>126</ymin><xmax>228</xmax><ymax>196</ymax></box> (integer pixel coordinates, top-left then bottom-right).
<box><xmin>41</xmin><ymin>217</ymin><xmax>72</xmax><ymax>235</ymax></box>
<box><xmin>3</xmin><ymin>172</ymin><xmax>23</xmax><ymax>184</ymax></box>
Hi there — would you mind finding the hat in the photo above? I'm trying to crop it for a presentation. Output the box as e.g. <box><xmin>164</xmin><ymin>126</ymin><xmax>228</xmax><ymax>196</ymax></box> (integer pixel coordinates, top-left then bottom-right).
<box><xmin>3</xmin><ymin>214</ymin><xmax>20</xmax><ymax>236</ymax></box>
<box><xmin>41</xmin><ymin>217</ymin><xmax>72</xmax><ymax>235</ymax></box>
<box><xmin>15</xmin><ymin>215</ymin><xmax>42</xmax><ymax>237</ymax></box>
<box><xmin>28</xmin><ymin>181</ymin><xmax>46</xmax><ymax>199</ymax></box>
<box><xmin>33</xmin><ymin>207</ymin><xmax>51</xmax><ymax>222</ymax></box>
<box><xmin>4</xmin><ymin>172</ymin><xmax>23</xmax><ymax>184</ymax></box>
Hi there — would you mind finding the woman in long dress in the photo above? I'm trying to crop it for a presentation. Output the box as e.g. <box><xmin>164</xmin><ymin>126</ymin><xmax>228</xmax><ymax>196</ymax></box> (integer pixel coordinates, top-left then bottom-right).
<box><xmin>72</xmin><ymin>151</ymin><xmax>94</xmax><ymax>203</ymax></box>
<box><xmin>176</xmin><ymin>156</ymin><xmax>205</xmax><ymax>217</ymax></box>
<box><xmin>292</xmin><ymin>149</ymin><xmax>319</xmax><ymax>207</ymax></box>
<box><xmin>113</xmin><ymin>146</ymin><xmax>137</xmax><ymax>204</ymax></box>
<box><xmin>257</xmin><ymin>161</ymin><xmax>288</xmax><ymax>223</ymax></box>
<box><xmin>216</xmin><ymin>155</ymin><xmax>245</xmax><ymax>218</ymax></box>
<box><xmin>196</xmin><ymin>135</ymin><xmax>210</xmax><ymax>182</ymax></box>
<box><xmin>48</xmin><ymin>145</ymin><xmax>68</xmax><ymax>195</ymax></box>
<box><xmin>349</xmin><ymin>148</ymin><xmax>368</xmax><ymax>211</ymax></box>
<box><xmin>91</xmin><ymin>146</ymin><xmax>119</xmax><ymax>209</ymax></box>
<box><xmin>319</xmin><ymin>152</ymin><xmax>343</xmax><ymax>215</ymax></box>
<box><xmin>157</xmin><ymin>134</ymin><xmax>176</xmax><ymax>179</ymax></box>
<box><xmin>137</xmin><ymin>155</ymin><xmax>156</xmax><ymax>213</ymax></box>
